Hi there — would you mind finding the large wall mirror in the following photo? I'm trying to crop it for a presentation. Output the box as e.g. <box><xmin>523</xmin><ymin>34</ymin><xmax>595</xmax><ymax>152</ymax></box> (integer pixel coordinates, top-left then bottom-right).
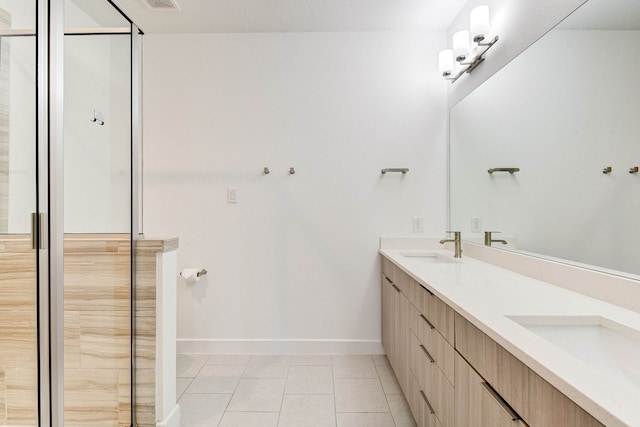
<box><xmin>450</xmin><ymin>0</ymin><xmax>640</xmax><ymax>278</ymax></box>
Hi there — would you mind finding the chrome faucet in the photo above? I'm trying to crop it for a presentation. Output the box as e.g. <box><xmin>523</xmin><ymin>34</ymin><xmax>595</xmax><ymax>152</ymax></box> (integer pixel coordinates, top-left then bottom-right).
<box><xmin>484</xmin><ymin>231</ymin><xmax>507</xmax><ymax>247</ymax></box>
<box><xmin>439</xmin><ymin>231</ymin><xmax>462</xmax><ymax>258</ymax></box>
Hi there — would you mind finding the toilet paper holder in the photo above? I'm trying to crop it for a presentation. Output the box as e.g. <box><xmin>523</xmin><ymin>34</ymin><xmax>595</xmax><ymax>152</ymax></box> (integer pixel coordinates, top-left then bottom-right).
<box><xmin>180</xmin><ymin>269</ymin><xmax>207</xmax><ymax>278</ymax></box>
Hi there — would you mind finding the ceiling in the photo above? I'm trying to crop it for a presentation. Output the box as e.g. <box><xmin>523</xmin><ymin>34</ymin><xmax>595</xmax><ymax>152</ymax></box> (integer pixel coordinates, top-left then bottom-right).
<box><xmin>110</xmin><ymin>0</ymin><xmax>467</xmax><ymax>34</ymax></box>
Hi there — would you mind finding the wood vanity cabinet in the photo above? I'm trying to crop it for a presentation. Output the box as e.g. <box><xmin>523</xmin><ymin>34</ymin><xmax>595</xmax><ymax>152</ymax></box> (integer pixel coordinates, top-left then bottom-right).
<box><xmin>382</xmin><ymin>258</ymin><xmax>454</xmax><ymax>427</ymax></box>
<box><xmin>381</xmin><ymin>255</ymin><xmax>606</xmax><ymax>427</ymax></box>
<box><xmin>455</xmin><ymin>314</ymin><xmax>605</xmax><ymax>427</ymax></box>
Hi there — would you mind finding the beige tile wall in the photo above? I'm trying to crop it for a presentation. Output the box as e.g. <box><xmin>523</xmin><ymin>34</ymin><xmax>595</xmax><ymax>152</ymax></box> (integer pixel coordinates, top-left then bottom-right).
<box><xmin>0</xmin><ymin>234</ymin><xmax>174</xmax><ymax>427</ymax></box>
<box><xmin>0</xmin><ymin>236</ymin><xmax>38</xmax><ymax>426</ymax></box>
<box><xmin>63</xmin><ymin>235</ymin><xmax>132</xmax><ymax>427</ymax></box>
<box><xmin>0</xmin><ymin>8</ymin><xmax>11</xmax><ymax>233</ymax></box>
<box><xmin>134</xmin><ymin>236</ymin><xmax>179</xmax><ymax>427</ymax></box>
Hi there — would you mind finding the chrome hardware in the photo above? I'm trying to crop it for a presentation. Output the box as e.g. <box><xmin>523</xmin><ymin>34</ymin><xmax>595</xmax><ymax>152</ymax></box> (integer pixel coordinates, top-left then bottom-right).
<box><xmin>381</xmin><ymin>168</ymin><xmax>409</xmax><ymax>174</ymax></box>
<box><xmin>419</xmin><ymin>344</ymin><xmax>435</xmax><ymax>363</ymax></box>
<box><xmin>30</xmin><ymin>213</ymin><xmax>47</xmax><ymax>250</ymax></box>
<box><xmin>602</xmin><ymin>166</ymin><xmax>612</xmax><ymax>174</ymax></box>
<box><xmin>629</xmin><ymin>166</ymin><xmax>639</xmax><ymax>174</ymax></box>
<box><xmin>488</xmin><ymin>167</ymin><xmax>519</xmax><ymax>174</ymax></box>
<box><xmin>420</xmin><ymin>314</ymin><xmax>435</xmax><ymax>330</ymax></box>
<box><xmin>197</xmin><ymin>269</ymin><xmax>207</xmax><ymax>277</ymax></box>
<box><xmin>289</xmin><ymin>167</ymin><xmax>295</xmax><ymax>175</ymax></box>
<box><xmin>439</xmin><ymin>231</ymin><xmax>462</xmax><ymax>258</ymax></box>
<box><xmin>419</xmin><ymin>390</ymin><xmax>435</xmax><ymax>414</ymax></box>
<box><xmin>31</xmin><ymin>213</ymin><xmax>38</xmax><ymax>250</ymax></box>
<box><xmin>263</xmin><ymin>167</ymin><xmax>270</xmax><ymax>175</ymax></box>
<box><xmin>484</xmin><ymin>231</ymin><xmax>508</xmax><ymax>247</ymax></box>
<box><xmin>446</xmin><ymin>35</ymin><xmax>499</xmax><ymax>83</ymax></box>
<box><xmin>91</xmin><ymin>110</ymin><xmax>105</xmax><ymax>126</ymax></box>
<box><xmin>480</xmin><ymin>382</ymin><xmax>521</xmax><ymax>421</ymax></box>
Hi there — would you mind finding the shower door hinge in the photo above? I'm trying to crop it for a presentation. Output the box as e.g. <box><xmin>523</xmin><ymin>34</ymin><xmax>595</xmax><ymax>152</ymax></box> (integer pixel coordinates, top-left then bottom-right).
<box><xmin>30</xmin><ymin>212</ymin><xmax>48</xmax><ymax>250</ymax></box>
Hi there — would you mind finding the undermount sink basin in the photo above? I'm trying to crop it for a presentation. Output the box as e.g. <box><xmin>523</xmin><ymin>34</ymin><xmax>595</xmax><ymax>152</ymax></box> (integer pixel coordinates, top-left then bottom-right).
<box><xmin>399</xmin><ymin>252</ymin><xmax>459</xmax><ymax>264</ymax></box>
<box><xmin>508</xmin><ymin>315</ymin><xmax>640</xmax><ymax>391</ymax></box>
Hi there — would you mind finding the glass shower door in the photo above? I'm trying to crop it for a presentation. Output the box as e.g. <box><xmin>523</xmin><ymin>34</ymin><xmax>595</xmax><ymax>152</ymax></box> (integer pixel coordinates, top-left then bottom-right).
<box><xmin>63</xmin><ymin>1</ymin><xmax>133</xmax><ymax>425</ymax></box>
<box><xmin>0</xmin><ymin>1</ymin><xmax>39</xmax><ymax>425</ymax></box>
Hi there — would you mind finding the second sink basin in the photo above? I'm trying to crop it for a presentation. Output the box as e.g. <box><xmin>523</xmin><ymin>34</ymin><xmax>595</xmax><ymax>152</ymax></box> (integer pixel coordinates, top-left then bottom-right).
<box><xmin>507</xmin><ymin>315</ymin><xmax>640</xmax><ymax>392</ymax></box>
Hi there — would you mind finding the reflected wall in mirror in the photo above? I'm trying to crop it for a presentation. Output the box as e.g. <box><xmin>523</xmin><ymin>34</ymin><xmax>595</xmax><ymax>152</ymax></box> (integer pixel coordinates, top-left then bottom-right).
<box><xmin>450</xmin><ymin>0</ymin><xmax>640</xmax><ymax>277</ymax></box>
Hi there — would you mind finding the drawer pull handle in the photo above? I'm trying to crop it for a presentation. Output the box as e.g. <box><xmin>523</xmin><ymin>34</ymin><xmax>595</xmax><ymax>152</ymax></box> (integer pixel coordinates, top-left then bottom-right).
<box><xmin>423</xmin><ymin>287</ymin><xmax>434</xmax><ymax>296</ymax></box>
<box><xmin>480</xmin><ymin>382</ymin><xmax>521</xmax><ymax>421</ymax></box>
<box><xmin>384</xmin><ymin>276</ymin><xmax>393</xmax><ymax>284</ymax></box>
<box><xmin>419</xmin><ymin>344</ymin><xmax>435</xmax><ymax>364</ymax></box>
<box><xmin>419</xmin><ymin>390</ymin><xmax>435</xmax><ymax>414</ymax></box>
<box><xmin>420</xmin><ymin>314</ymin><xmax>435</xmax><ymax>330</ymax></box>
<box><xmin>391</xmin><ymin>284</ymin><xmax>401</xmax><ymax>293</ymax></box>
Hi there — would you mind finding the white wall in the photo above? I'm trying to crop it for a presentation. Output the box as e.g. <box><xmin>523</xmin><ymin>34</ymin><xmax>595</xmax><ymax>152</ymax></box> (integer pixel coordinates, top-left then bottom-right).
<box><xmin>450</xmin><ymin>30</ymin><xmax>640</xmax><ymax>275</ymax></box>
<box><xmin>142</xmin><ymin>31</ymin><xmax>448</xmax><ymax>353</ymax></box>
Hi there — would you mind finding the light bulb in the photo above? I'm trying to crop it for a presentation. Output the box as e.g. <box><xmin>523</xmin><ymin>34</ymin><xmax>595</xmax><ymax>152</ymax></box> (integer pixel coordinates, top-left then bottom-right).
<box><xmin>470</xmin><ymin>5</ymin><xmax>490</xmax><ymax>43</ymax></box>
<box><xmin>438</xmin><ymin>49</ymin><xmax>453</xmax><ymax>77</ymax></box>
<box><xmin>453</xmin><ymin>30</ymin><xmax>470</xmax><ymax>62</ymax></box>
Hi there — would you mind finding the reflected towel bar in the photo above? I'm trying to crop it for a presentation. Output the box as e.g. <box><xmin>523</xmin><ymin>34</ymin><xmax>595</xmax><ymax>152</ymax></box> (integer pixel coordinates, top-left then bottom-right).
<box><xmin>381</xmin><ymin>168</ymin><xmax>409</xmax><ymax>174</ymax></box>
<box><xmin>488</xmin><ymin>168</ymin><xmax>520</xmax><ymax>174</ymax></box>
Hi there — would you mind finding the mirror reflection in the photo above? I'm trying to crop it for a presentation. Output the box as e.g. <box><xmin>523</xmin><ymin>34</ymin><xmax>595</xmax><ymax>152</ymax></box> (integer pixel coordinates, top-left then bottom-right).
<box><xmin>450</xmin><ymin>0</ymin><xmax>640</xmax><ymax>277</ymax></box>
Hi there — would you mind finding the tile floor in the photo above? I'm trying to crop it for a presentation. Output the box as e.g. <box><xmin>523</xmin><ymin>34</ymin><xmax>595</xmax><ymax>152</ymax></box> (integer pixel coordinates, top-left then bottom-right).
<box><xmin>176</xmin><ymin>353</ymin><xmax>418</xmax><ymax>427</ymax></box>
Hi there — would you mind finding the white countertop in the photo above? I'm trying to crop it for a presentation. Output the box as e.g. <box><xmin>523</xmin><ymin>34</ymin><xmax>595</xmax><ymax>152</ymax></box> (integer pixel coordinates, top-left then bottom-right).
<box><xmin>379</xmin><ymin>244</ymin><xmax>640</xmax><ymax>427</ymax></box>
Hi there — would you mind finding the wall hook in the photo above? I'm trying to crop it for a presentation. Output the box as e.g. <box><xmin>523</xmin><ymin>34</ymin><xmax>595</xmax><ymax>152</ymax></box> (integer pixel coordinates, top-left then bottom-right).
<box><xmin>289</xmin><ymin>167</ymin><xmax>295</xmax><ymax>175</ymax></box>
<box><xmin>91</xmin><ymin>110</ymin><xmax>105</xmax><ymax>126</ymax></box>
<box><xmin>602</xmin><ymin>166</ymin><xmax>612</xmax><ymax>174</ymax></box>
<box><xmin>629</xmin><ymin>166</ymin><xmax>639</xmax><ymax>174</ymax></box>
<box><xmin>263</xmin><ymin>167</ymin><xmax>270</xmax><ymax>175</ymax></box>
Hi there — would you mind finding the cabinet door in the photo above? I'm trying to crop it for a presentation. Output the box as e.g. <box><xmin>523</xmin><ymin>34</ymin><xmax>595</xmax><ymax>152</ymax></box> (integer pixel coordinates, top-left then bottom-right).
<box><xmin>395</xmin><ymin>289</ymin><xmax>411</xmax><ymax>394</ymax></box>
<box><xmin>381</xmin><ymin>275</ymin><xmax>395</xmax><ymax>365</ymax></box>
<box><xmin>455</xmin><ymin>352</ymin><xmax>527</xmax><ymax>427</ymax></box>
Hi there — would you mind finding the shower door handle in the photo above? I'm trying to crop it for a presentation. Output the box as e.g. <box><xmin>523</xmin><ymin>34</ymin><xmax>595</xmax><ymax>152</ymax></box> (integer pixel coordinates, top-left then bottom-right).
<box><xmin>31</xmin><ymin>213</ymin><xmax>38</xmax><ymax>250</ymax></box>
<box><xmin>30</xmin><ymin>213</ymin><xmax>47</xmax><ymax>250</ymax></box>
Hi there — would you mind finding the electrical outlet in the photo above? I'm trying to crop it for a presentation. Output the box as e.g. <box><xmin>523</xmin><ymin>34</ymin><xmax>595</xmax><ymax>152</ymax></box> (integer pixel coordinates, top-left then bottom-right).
<box><xmin>412</xmin><ymin>217</ymin><xmax>424</xmax><ymax>233</ymax></box>
<box><xmin>227</xmin><ymin>187</ymin><xmax>238</xmax><ymax>203</ymax></box>
<box><xmin>471</xmin><ymin>217</ymin><xmax>481</xmax><ymax>232</ymax></box>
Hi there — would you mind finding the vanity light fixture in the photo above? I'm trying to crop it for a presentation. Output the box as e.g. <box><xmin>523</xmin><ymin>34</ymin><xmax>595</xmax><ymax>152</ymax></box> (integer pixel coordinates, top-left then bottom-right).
<box><xmin>439</xmin><ymin>5</ymin><xmax>499</xmax><ymax>83</ymax></box>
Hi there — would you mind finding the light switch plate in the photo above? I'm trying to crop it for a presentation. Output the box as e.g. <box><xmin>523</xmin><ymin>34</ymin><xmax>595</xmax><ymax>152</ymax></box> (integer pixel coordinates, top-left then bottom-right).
<box><xmin>413</xmin><ymin>217</ymin><xmax>424</xmax><ymax>233</ymax></box>
<box><xmin>227</xmin><ymin>187</ymin><xmax>238</xmax><ymax>203</ymax></box>
<box><xmin>471</xmin><ymin>217</ymin><xmax>481</xmax><ymax>232</ymax></box>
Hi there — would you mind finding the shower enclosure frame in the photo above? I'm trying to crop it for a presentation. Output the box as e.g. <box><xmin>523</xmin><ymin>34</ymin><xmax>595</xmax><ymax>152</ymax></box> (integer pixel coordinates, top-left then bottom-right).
<box><xmin>31</xmin><ymin>1</ymin><xmax>143</xmax><ymax>426</ymax></box>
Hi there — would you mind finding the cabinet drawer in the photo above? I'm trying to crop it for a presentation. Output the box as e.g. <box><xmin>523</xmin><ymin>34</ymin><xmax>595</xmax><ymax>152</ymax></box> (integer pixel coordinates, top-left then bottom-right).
<box><xmin>454</xmin><ymin>313</ymin><xmax>605</xmax><ymax>427</ymax></box>
<box><xmin>413</xmin><ymin>308</ymin><xmax>454</xmax><ymax>385</ymax></box>
<box><xmin>409</xmin><ymin>369</ymin><xmax>443</xmax><ymax>427</ymax></box>
<box><xmin>455</xmin><ymin>351</ymin><xmax>528</xmax><ymax>427</ymax></box>
<box><xmin>415</xmin><ymin>338</ymin><xmax>454</xmax><ymax>427</ymax></box>
<box><xmin>418</xmin><ymin>285</ymin><xmax>455</xmax><ymax>345</ymax></box>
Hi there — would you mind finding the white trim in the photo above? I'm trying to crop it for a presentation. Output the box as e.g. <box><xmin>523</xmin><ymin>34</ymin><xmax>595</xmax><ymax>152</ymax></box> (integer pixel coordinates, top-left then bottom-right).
<box><xmin>176</xmin><ymin>339</ymin><xmax>384</xmax><ymax>355</ymax></box>
<box><xmin>156</xmin><ymin>404</ymin><xmax>180</xmax><ymax>427</ymax></box>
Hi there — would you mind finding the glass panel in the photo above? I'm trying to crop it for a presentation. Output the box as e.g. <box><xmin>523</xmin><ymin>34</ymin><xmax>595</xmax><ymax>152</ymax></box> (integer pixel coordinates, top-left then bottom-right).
<box><xmin>65</xmin><ymin>0</ymin><xmax>130</xmax><ymax>30</ymax></box>
<box><xmin>63</xmin><ymin>27</ymin><xmax>132</xmax><ymax>427</ymax></box>
<box><xmin>0</xmin><ymin>1</ymin><xmax>39</xmax><ymax>425</ymax></box>
<box><xmin>0</xmin><ymin>1</ymin><xmax>35</xmax><ymax>31</ymax></box>
<box><xmin>64</xmin><ymin>34</ymin><xmax>131</xmax><ymax>233</ymax></box>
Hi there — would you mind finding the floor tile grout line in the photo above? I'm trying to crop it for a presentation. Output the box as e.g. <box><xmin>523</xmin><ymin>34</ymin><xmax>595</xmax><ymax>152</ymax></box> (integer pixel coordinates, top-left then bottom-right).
<box><xmin>213</xmin><ymin>360</ymin><xmax>249</xmax><ymax>427</ymax></box>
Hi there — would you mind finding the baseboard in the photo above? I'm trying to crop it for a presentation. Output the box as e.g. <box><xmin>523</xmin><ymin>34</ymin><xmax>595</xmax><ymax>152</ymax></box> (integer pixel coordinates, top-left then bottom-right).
<box><xmin>176</xmin><ymin>339</ymin><xmax>384</xmax><ymax>354</ymax></box>
<box><xmin>156</xmin><ymin>404</ymin><xmax>180</xmax><ymax>427</ymax></box>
